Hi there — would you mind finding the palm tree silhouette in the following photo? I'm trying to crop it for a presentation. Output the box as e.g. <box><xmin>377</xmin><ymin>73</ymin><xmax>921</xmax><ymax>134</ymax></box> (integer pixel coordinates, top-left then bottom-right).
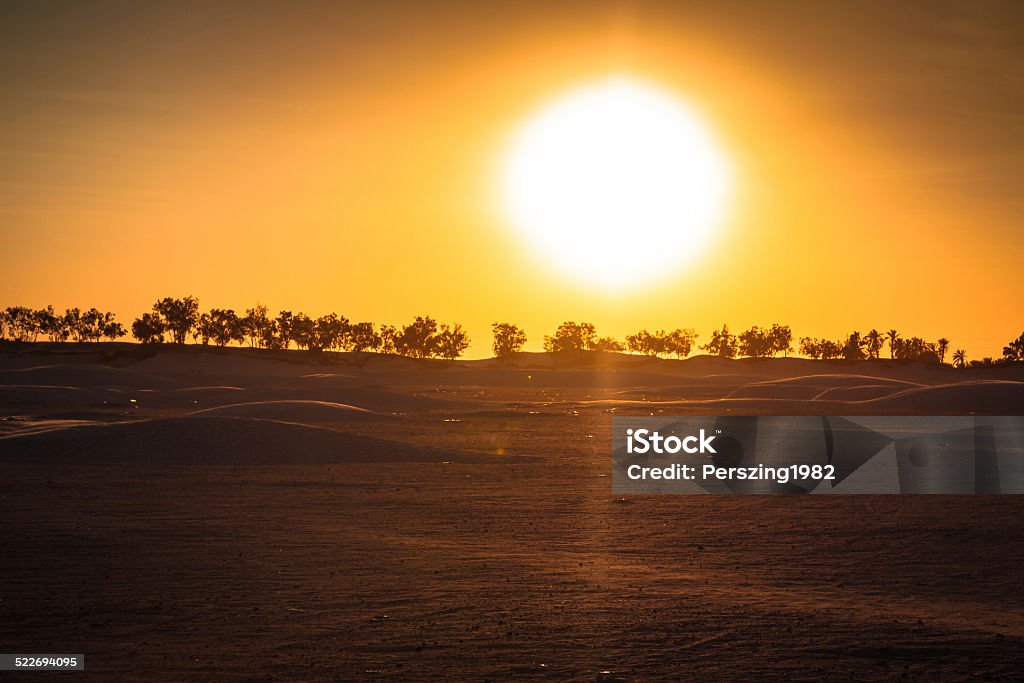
<box><xmin>936</xmin><ymin>338</ymin><xmax>950</xmax><ymax>364</ymax></box>
<box><xmin>952</xmin><ymin>349</ymin><xmax>967</xmax><ymax>368</ymax></box>
<box><xmin>865</xmin><ymin>329</ymin><xmax>883</xmax><ymax>359</ymax></box>
<box><xmin>886</xmin><ymin>329</ymin><xmax>899</xmax><ymax>359</ymax></box>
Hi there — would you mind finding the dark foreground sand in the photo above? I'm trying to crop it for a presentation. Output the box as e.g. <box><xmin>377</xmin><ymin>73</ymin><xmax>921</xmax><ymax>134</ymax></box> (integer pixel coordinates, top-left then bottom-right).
<box><xmin>1</xmin><ymin>344</ymin><xmax>1023</xmax><ymax>680</ymax></box>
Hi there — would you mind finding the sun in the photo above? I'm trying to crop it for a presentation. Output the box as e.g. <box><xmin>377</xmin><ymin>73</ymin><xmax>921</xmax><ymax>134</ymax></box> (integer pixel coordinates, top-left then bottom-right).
<box><xmin>499</xmin><ymin>76</ymin><xmax>732</xmax><ymax>289</ymax></box>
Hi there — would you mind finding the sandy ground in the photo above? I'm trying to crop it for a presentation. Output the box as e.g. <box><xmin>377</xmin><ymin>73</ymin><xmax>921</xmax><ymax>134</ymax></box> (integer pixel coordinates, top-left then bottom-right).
<box><xmin>1</xmin><ymin>344</ymin><xmax>1023</xmax><ymax>680</ymax></box>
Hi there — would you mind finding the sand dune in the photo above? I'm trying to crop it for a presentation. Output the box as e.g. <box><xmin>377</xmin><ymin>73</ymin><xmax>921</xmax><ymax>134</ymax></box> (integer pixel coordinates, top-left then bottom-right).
<box><xmin>0</xmin><ymin>415</ymin><xmax>533</xmax><ymax>465</ymax></box>
<box><xmin>2</xmin><ymin>346</ymin><xmax>1023</xmax><ymax>680</ymax></box>
<box><xmin>2</xmin><ymin>350</ymin><xmax>1020</xmax><ymax>419</ymax></box>
<box><xmin>191</xmin><ymin>399</ymin><xmax>382</xmax><ymax>423</ymax></box>
<box><xmin>812</xmin><ymin>384</ymin><xmax>911</xmax><ymax>401</ymax></box>
<box><xmin>608</xmin><ymin>376</ymin><xmax>770</xmax><ymax>401</ymax></box>
<box><xmin>856</xmin><ymin>380</ymin><xmax>1024</xmax><ymax>412</ymax></box>
<box><xmin>0</xmin><ymin>383</ymin><xmax>482</xmax><ymax>419</ymax></box>
<box><xmin>0</xmin><ymin>363</ymin><xmax>178</xmax><ymax>389</ymax></box>
<box><xmin>257</xmin><ymin>386</ymin><xmax>482</xmax><ymax>413</ymax></box>
<box><xmin>0</xmin><ymin>384</ymin><xmax>131</xmax><ymax>410</ymax></box>
<box><xmin>0</xmin><ymin>417</ymin><xmax>97</xmax><ymax>438</ymax></box>
<box><xmin>728</xmin><ymin>374</ymin><xmax>921</xmax><ymax>400</ymax></box>
<box><xmin>131</xmin><ymin>350</ymin><xmax>317</xmax><ymax>378</ymax></box>
<box><xmin>176</xmin><ymin>385</ymin><xmax>247</xmax><ymax>392</ymax></box>
<box><xmin>749</xmin><ymin>373</ymin><xmax>919</xmax><ymax>388</ymax></box>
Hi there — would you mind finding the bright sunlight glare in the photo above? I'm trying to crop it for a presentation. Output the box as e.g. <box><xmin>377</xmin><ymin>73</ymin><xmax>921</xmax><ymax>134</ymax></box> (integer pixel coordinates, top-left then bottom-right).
<box><xmin>499</xmin><ymin>76</ymin><xmax>732</xmax><ymax>289</ymax></box>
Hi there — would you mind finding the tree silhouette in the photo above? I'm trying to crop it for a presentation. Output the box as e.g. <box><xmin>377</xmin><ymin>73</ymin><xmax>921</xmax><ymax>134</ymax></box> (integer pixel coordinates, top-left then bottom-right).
<box><xmin>313</xmin><ymin>313</ymin><xmax>348</xmax><ymax>351</ymax></box>
<box><xmin>627</xmin><ymin>329</ymin><xmax>698</xmax><ymax>358</ymax></box>
<box><xmin>378</xmin><ymin>324</ymin><xmax>398</xmax><ymax>354</ymax></box>
<box><xmin>196</xmin><ymin>313</ymin><xmax>212</xmax><ymax>345</ymax></box>
<box><xmin>843</xmin><ymin>331</ymin><xmax>866</xmax><ymax>361</ymax></box>
<box><xmin>396</xmin><ymin>316</ymin><xmax>439</xmax><ymax>358</ymax></box>
<box><xmin>64</xmin><ymin>308</ymin><xmax>85</xmax><ymax>342</ymax></box>
<box><xmin>80</xmin><ymin>309</ymin><xmax>100</xmax><ymax>342</ymax></box>
<box><xmin>37</xmin><ymin>306</ymin><xmax>68</xmax><ymax>342</ymax></box>
<box><xmin>891</xmin><ymin>336</ymin><xmax>940</xmax><ymax>363</ymax></box>
<box><xmin>865</xmin><ymin>329</ymin><xmax>884</xmax><ymax>359</ymax></box>
<box><xmin>666</xmin><ymin>329</ymin><xmax>698</xmax><ymax>358</ymax></box>
<box><xmin>799</xmin><ymin>337</ymin><xmax>843</xmax><ymax>360</ymax></box>
<box><xmin>241</xmin><ymin>305</ymin><xmax>278</xmax><ymax>349</ymax></box>
<box><xmin>591</xmin><ymin>336</ymin><xmax>624</xmax><ymax>352</ymax></box>
<box><xmin>105</xmin><ymin>322</ymin><xmax>125</xmax><ymax>340</ymax></box>
<box><xmin>79</xmin><ymin>308</ymin><xmax>115</xmax><ymax>342</ymax></box>
<box><xmin>798</xmin><ymin>337</ymin><xmax>818</xmax><ymax>359</ymax></box>
<box><xmin>198</xmin><ymin>309</ymin><xmax>242</xmax><ymax>347</ymax></box>
<box><xmin>701</xmin><ymin>325</ymin><xmax>738</xmax><ymax>358</ymax></box>
<box><xmin>1004</xmin><ymin>332</ymin><xmax>1024</xmax><ymax>361</ymax></box>
<box><xmin>769</xmin><ymin>324</ymin><xmax>793</xmax><ymax>357</ymax></box>
<box><xmin>543</xmin><ymin>322</ymin><xmax>597</xmax><ymax>353</ymax></box>
<box><xmin>6</xmin><ymin>298</ymin><xmax>1023</xmax><ymax>369</ymax></box>
<box><xmin>492</xmin><ymin>323</ymin><xmax>527</xmax><ymax>362</ymax></box>
<box><xmin>347</xmin><ymin>322</ymin><xmax>381</xmax><ymax>352</ymax></box>
<box><xmin>886</xmin><ymin>329</ymin><xmax>899</xmax><ymax>359</ymax></box>
<box><xmin>6</xmin><ymin>306</ymin><xmax>121</xmax><ymax>343</ymax></box>
<box><xmin>738</xmin><ymin>325</ymin><xmax>791</xmax><ymax>358</ymax></box>
<box><xmin>153</xmin><ymin>296</ymin><xmax>199</xmax><ymax>344</ymax></box>
<box><xmin>289</xmin><ymin>313</ymin><xmax>313</xmax><ymax>350</ymax></box>
<box><xmin>275</xmin><ymin>311</ymin><xmax>295</xmax><ymax>350</ymax></box>
<box><xmin>131</xmin><ymin>313</ymin><xmax>165</xmax><ymax>344</ymax></box>
<box><xmin>626</xmin><ymin>330</ymin><xmax>663</xmax><ymax>356</ymax></box>
<box><xmin>436</xmin><ymin>323</ymin><xmax>470</xmax><ymax>360</ymax></box>
<box><xmin>738</xmin><ymin>326</ymin><xmax>772</xmax><ymax>358</ymax></box>
<box><xmin>4</xmin><ymin>306</ymin><xmax>39</xmax><ymax>342</ymax></box>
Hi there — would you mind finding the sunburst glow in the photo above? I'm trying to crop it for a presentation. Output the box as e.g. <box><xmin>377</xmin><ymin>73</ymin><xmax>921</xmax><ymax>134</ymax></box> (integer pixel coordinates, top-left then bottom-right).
<box><xmin>499</xmin><ymin>76</ymin><xmax>732</xmax><ymax>288</ymax></box>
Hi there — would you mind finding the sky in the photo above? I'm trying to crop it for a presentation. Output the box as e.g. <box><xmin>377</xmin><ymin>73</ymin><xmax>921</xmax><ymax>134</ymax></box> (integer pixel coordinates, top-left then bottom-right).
<box><xmin>1</xmin><ymin>0</ymin><xmax>1022</xmax><ymax>358</ymax></box>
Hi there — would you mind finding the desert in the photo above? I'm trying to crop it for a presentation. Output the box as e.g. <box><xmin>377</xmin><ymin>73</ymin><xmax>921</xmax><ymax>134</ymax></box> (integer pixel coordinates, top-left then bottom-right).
<box><xmin>5</xmin><ymin>1</ymin><xmax>1024</xmax><ymax>679</ymax></box>
<box><xmin>1</xmin><ymin>343</ymin><xmax>1022</xmax><ymax>680</ymax></box>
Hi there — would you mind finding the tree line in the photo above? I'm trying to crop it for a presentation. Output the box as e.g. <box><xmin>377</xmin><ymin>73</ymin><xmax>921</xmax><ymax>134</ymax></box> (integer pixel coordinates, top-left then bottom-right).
<box><xmin>3</xmin><ymin>300</ymin><xmax>1024</xmax><ymax>367</ymax></box>
<box><xmin>503</xmin><ymin>320</ymin><xmax>1022</xmax><ymax>368</ymax></box>
<box><xmin>0</xmin><ymin>305</ymin><xmax>125</xmax><ymax>343</ymax></box>
<box><xmin>128</xmin><ymin>297</ymin><xmax>471</xmax><ymax>359</ymax></box>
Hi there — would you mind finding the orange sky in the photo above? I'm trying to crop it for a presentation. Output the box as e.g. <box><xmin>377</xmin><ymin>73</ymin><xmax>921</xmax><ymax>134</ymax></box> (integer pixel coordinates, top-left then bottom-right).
<box><xmin>1</xmin><ymin>1</ymin><xmax>1022</xmax><ymax>358</ymax></box>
